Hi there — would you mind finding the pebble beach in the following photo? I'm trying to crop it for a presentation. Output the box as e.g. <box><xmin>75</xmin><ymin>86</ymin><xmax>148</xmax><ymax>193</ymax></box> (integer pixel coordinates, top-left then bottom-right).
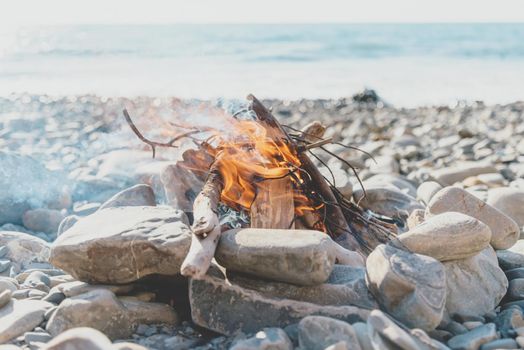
<box><xmin>2</xmin><ymin>91</ymin><xmax>524</xmax><ymax>349</ymax></box>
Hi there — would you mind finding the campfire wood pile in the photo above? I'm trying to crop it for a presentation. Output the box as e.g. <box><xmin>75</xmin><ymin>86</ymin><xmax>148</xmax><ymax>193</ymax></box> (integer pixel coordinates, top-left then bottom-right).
<box><xmin>123</xmin><ymin>95</ymin><xmax>396</xmax><ymax>278</ymax></box>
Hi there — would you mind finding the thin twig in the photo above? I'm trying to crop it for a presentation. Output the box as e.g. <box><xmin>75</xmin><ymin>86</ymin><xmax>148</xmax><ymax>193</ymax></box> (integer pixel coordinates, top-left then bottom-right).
<box><xmin>308</xmin><ymin>150</ymin><xmax>337</xmax><ymax>188</ymax></box>
<box><xmin>319</xmin><ymin>145</ymin><xmax>367</xmax><ymax>200</ymax></box>
<box><xmin>283</xmin><ymin>124</ymin><xmax>377</xmax><ymax>163</ymax></box>
<box><xmin>298</xmin><ymin>137</ymin><xmax>334</xmax><ymax>151</ymax></box>
<box><xmin>123</xmin><ymin>109</ymin><xmax>198</xmax><ymax>158</ymax></box>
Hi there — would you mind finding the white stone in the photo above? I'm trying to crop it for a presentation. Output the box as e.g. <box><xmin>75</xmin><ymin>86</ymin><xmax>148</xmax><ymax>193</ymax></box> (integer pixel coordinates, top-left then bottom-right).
<box><xmin>427</xmin><ymin>187</ymin><xmax>519</xmax><ymax>250</ymax></box>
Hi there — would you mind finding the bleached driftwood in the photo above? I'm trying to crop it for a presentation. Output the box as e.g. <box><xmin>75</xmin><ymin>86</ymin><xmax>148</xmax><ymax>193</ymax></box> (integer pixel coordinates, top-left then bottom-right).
<box><xmin>180</xmin><ymin>168</ymin><xmax>223</xmax><ymax>278</ymax></box>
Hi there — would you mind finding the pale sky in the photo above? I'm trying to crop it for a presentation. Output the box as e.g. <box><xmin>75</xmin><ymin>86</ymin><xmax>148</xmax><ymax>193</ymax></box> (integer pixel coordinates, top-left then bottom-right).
<box><xmin>2</xmin><ymin>0</ymin><xmax>524</xmax><ymax>25</ymax></box>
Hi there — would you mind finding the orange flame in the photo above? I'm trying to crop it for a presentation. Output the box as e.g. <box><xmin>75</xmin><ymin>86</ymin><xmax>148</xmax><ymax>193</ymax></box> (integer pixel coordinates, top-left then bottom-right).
<box><xmin>180</xmin><ymin>114</ymin><xmax>322</xmax><ymax>221</ymax></box>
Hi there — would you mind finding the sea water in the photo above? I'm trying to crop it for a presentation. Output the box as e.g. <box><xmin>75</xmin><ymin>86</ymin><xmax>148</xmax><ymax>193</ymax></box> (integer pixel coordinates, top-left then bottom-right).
<box><xmin>1</xmin><ymin>23</ymin><xmax>523</xmax><ymax>106</ymax></box>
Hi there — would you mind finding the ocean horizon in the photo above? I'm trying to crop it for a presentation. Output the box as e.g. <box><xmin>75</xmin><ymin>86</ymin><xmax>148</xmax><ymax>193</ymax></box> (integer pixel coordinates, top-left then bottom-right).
<box><xmin>1</xmin><ymin>23</ymin><xmax>524</xmax><ymax>106</ymax></box>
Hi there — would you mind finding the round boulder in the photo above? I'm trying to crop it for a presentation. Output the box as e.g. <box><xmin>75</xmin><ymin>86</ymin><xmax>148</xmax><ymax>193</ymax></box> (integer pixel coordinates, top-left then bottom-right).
<box><xmin>366</xmin><ymin>244</ymin><xmax>446</xmax><ymax>331</ymax></box>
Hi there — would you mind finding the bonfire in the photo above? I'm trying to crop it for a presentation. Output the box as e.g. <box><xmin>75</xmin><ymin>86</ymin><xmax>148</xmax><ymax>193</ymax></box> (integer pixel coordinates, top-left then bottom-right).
<box><xmin>123</xmin><ymin>95</ymin><xmax>395</xmax><ymax>278</ymax></box>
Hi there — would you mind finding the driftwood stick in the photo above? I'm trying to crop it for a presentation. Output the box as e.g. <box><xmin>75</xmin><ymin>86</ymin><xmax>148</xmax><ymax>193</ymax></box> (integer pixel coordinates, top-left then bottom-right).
<box><xmin>180</xmin><ymin>164</ymin><xmax>224</xmax><ymax>278</ymax></box>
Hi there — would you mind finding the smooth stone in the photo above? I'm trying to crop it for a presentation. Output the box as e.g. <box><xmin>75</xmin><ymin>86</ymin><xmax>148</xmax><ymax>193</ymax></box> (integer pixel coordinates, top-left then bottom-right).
<box><xmin>476</xmin><ymin>173</ymin><xmax>506</xmax><ymax>187</ymax></box>
<box><xmin>352</xmin><ymin>187</ymin><xmax>423</xmax><ymax>220</ymax></box>
<box><xmin>0</xmin><ymin>152</ymin><xmax>70</xmax><ymax>225</ymax></box>
<box><xmin>22</xmin><ymin>271</ymin><xmax>51</xmax><ymax>292</ymax></box>
<box><xmin>352</xmin><ymin>322</ymin><xmax>373</xmax><ymax>350</ymax></box>
<box><xmin>367</xmin><ymin>310</ymin><xmax>447</xmax><ymax>350</ymax></box>
<box><xmin>28</xmin><ymin>288</ymin><xmax>48</xmax><ymax>299</ymax></box>
<box><xmin>366</xmin><ymin>244</ymin><xmax>446</xmax><ymax>331</ymax></box>
<box><xmin>506</xmin><ymin>278</ymin><xmax>524</xmax><ymax>301</ymax></box>
<box><xmin>46</xmin><ymin>289</ymin><xmax>178</xmax><ymax>340</ymax></box>
<box><xmin>188</xmin><ymin>267</ymin><xmax>369</xmax><ymax>336</ymax></box>
<box><xmin>0</xmin><ymin>299</ymin><xmax>53</xmax><ymax>343</ymax></box>
<box><xmin>24</xmin><ymin>331</ymin><xmax>52</xmax><ymax>344</ymax></box>
<box><xmin>497</xmin><ymin>240</ymin><xmax>524</xmax><ymax>270</ymax></box>
<box><xmin>486</xmin><ymin>187</ymin><xmax>524</xmax><ymax>227</ymax></box>
<box><xmin>417</xmin><ymin>181</ymin><xmax>444</xmax><ymax>206</ymax></box>
<box><xmin>494</xmin><ymin>307</ymin><xmax>524</xmax><ymax>337</ymax></box>
<box><xmin>15</xmin><ymin>268</ymin><xmax>64</xmax><ymax>284</ymax></box>
<box><xmin>48</xmin><ymin>274</ymin><xmax>76</xmax><ymax>288</ymax></box>
<box><xmin>42</xmin><ymin>327</ymin><xmax>113</xmax><ymax>350</ymax></box>
<box><xmin>0</xmin><ymin>259</ymin><xmax>11</xmax><ymax>273</ymax></box>
<box><xmin>462</xmin><ymin>321</ymin><xmax>483</xmax><ymax>330</ymax></box>
<box><xmin>0</xmin><ymin>289</ymin><xmax>11</xmax><ymax>308</ymax></box>
<box><xmin>0</xmin><ymin>231</ymin><xmax>50</xmax><ymax>272</ymax></box>
<box><xmin>431</xmin><ymin>163</ymin><xmax>497</xmax><ymax>186</ymax></box>
<box><xmin>56</xmin><ymin>215</ymin><xmax>79</xmax><ymax>236</ymax></box>
<box><xmin>429</xmin><ymin>329</ymin><xmax>454</xmax><ymax>343</ymax></box>
<box><xmin>394</xmin><ymin>212</ymin><xmax>492</xmax><ymax>261</ymax></box>
<box><xmin>49</xmin><ymin>206</ymin><xmax>191</xmax><ymax>284</ymax></box>
<box><xmin>447</xmin><ymin>323</ymin><xmax>497</xmax><ymax>350</ymax></box>
<box><xmin>11</xmin><ymin>289</ymin><xmax>31</xmax><ymax>299</ymax></box>
<box><xmin>443</xmin><ymin>247</ymin><xmax>508</xmax><ymax>318</ymax></box>
<box><xmin>479</xmin><ymin>338</ymin><xmax>518</xmax><ymax>350</ymax></box>
<box><xmin>215</xmin><ymin>228</ymin><xmax>335</xmax><ymax>286</ymax></box>
<box><xmin>439</xmin><ymin>321</ymin><xmax>468</xmax><ymax>335</ymax></box>
<box><xmin>230</xmin><ymin>328</ymin><xmax>293</xmax><ymax>350</ymax></box>
<box><xmin>297</xmin><ymin>316</ymin><xmax>361</xmax><ymax>350</ymax></box>
<box><xmin>22</xmin><ymin>209</ymin><xmax>65</xmax><ymax>235</ymax></box>
<box><xmin>98</xmin><ymin>184</ymin><xmax>156</xmax><ymax>211</ymax></box>
<box><xmin>0</xmin><ymin>224</ymin><xmax>32</xmax><ymax>235</ymax></box>
<box><xmin>427</xmin><ymin>187</ymin><xmax>519</xmax><ymax>250</ymax></box>
<box><xmin>43</xmin><ymin>291</ymin><xmax>65</xmax><ymax>304</ymax></box>
<box><xmin>227</xmin><ymin>265</ymin><xmax>377</xmax><ymax>309</ymax></box>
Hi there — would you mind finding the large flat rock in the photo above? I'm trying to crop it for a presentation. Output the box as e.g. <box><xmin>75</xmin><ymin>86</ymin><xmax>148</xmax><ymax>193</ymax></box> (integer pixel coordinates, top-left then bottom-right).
<box><xmin>215</xmin><ymin>228</ymin><xmax>335</xmax><ymax>286</ymax></box>
<box><xmin>0</xmin><ymin>299</ymin><xmax>54</xmax><ymax>343</ymax></box>
<box><xmin>227</xmin><ymin>265</ymin><xmax>377</xmax><ymax>310</ymax></box>
<box><xmin>189</xmin><ymin>267</ymin><xmax>369</xmax><ymax>336</ymax></box>
<box><xmin>46</xmin><ymin>289</ymin><xmax>178</xmax><ymax>340</ymax></box>
<box><xmin>49</xmin><ymin>206</ymin><xmax>191</xmax><ymax>284</ymax></box>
